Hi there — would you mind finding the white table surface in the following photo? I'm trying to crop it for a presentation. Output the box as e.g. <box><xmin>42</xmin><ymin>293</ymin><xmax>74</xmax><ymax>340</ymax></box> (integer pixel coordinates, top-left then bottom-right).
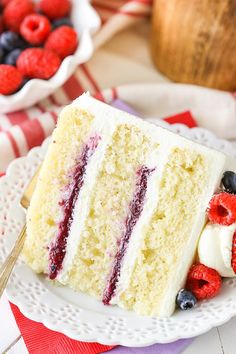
<box><xmin>1</xmin><ymin>290</ymin><xmax>235</xmax><ymax>354</ymax></box>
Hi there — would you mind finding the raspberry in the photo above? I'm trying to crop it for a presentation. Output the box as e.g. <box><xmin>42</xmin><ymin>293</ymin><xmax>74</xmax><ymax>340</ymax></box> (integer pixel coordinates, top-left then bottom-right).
<box><xmin>207</xmin><ymin>192</ymin><xmax>236</xmax><ymax>226</ymax></box>
<box><xmin>17</xmin><ymin>48</ymin><xmax>61</xmax><ymax>79</ymax></box>
<box><xmin>3</xmin><ymin>0</ymin><xmax>34</xmax><ymax>33</ymax></box>
<box><xmin>0</xmin><ymin>16</ymin><xmax>4</xmax><ymax>34</ymax></box>
<box><xmin>20</xmin><ymin>14</ymin><xmax>51</xmax><ymax>45</ymax></box>
<box><xmin>39</xmin><ymin>0</ymin><xmax>71</xmax><ymax>20</ymax></box>
<box><xmin>186</xmin><ymin>264</ymin><xmax>222</xmax><ymax>300</ymax></box>
<box><xmin>0</xmin><ymin>64</ymin><xmax>23</xmax><ymax>94</ymax></box>
<box><xmin>0</xmin><ymin>0</ymin><xmax>12</xmax><ymax>7</ymax></box>
<box><xmin>45</xmin><ymin>26</ymin><xmax>77</xmax><ymax>59</ymax></box>
<box><xmin>231</xmin><ymin>231</ymin><xmax>236</xmax><ymax>274</ymax></box>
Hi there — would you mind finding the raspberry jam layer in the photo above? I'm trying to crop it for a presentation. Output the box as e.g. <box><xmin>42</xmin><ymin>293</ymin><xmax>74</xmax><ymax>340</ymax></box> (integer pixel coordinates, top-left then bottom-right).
<box><xmin>48</xmin><ymin>135</ymin><xmax>101</xmax><ymax>280</ymax></box>
<box><xmin>102</xmin><ymin>166</ymin><xmax>155</xmax><ymax>305</ymax></box>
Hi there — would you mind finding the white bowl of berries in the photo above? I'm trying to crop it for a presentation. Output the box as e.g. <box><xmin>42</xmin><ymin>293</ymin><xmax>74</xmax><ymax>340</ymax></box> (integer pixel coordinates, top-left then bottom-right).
<box><xmin>0</xmin><ymin>0</ymin><xmax>101</xmax><ymax>113</ymax></box>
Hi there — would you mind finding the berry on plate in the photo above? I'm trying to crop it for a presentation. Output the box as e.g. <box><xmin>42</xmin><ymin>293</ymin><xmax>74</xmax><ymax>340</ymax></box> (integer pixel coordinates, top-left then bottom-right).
<box><xmin>20</xmin><ymin>14</ymin><xmax>51</xmax><ymax>45</ymax></box>
<box><xmin>207</xmin><ymin>192</ymin><xmax>236</xmax><ymax>226</ymax></box>
<box><xmin>45</xmin><ymin>25</ymin><xmax>77</xmax><ymax>59</ymax></box>
<box><xmin>0</xmin><ymin>0</ymin><xmax>12</xmax><ymax>7</ymax></box>
<box><xmin>39</xmin><ymin>0</ymin><xmax>71</xmax><ymax>20</ymax></box>
<box><xmin>17</xmin><ymin>47</ymin><xmax>61</xmax><ymax>79</ymax></box>
<box><xmin>176</xmin><ymin>289</ymin><xmax>197</xmax><ymax>310</ymax></box>
<box><xmin>3</xmin><ymin>0</ymin><xmax>34</xmax><ymax>33</ymax></box>
<box><xmin>0</xmin><ymin>31</ymin><xmax>25</xmax><ymax>52</ymax></box>
<box><xmin>0</xmin><ymin>64</ymin><xmax>23</xmax><ymax>94</ymax></box>
<box><xmin>231</xmin><ymin>231</ymin><xmax>236</xmax><ymax>274</ymax></box>
<box><xmin>0</xmin><ymin>15</ymin><xmax>4</xmax><ymax>34</ymax></box>
<box><xmin>222</xmin><ymin>171</ymin><xmax>236</xmax><ymax>195</ymax></box>
<box><xmin>186</xmin><ymin>264</ymin><xmax>222</xmax><ymax>300</ymax></box>
<box><xmin>52</xmin><ymin>17</ymin><xmax>73</xmax><ymax>29</ymax></box>
<box><xmin>4</xmin><ymin>48</ymin><xmax>22</xmax><ymax>65</ymax></box>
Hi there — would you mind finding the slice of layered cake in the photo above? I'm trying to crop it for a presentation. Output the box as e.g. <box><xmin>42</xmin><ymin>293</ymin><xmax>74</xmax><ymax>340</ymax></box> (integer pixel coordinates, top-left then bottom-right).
<box><xmin>23</xmin><ymin>94</ymin><xmax>231</xmax><ymax>317</ymax></box>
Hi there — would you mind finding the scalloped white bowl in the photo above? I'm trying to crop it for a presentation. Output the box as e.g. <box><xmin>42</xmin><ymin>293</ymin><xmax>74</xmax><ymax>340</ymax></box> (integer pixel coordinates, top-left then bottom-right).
<box><xmin>1</xmin><ymin>119</ymin><xmax>236</xmax><ymax>346</ymax></box>
<box><xmin>0</xmin><ymin>0</ymin><xmax>101</xmax><ymax>114</ymax></box>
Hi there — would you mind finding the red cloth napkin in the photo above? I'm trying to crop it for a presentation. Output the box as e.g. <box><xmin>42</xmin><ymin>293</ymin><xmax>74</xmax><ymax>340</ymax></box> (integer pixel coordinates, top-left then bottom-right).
<box><xmin>10</xmin><ymin>303</ymin><xmax>114</xmax><ymax>354</ymax></box>
<box><xmin>4</xmin><ymin>108</ymin><xmax>197</xmax><ymax>354</ymax></box>
<box><xmin>164</xmin><ymin>111</ymin><xmax>197</xmax><ymax>128</ymax></box>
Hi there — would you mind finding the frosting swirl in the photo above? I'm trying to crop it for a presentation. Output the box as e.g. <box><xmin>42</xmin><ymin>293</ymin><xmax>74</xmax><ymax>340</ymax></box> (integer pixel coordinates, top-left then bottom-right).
<box><xmin>198</xmin><ymin>223</ymin><xmax>236</xmax><ymax>277</ymax></box>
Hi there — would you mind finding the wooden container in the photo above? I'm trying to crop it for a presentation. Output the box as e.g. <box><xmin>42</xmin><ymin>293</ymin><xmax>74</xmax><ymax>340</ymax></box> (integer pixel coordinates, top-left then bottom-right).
<box><xmin>151</xmin><ymin>0</ymin><xmax>236</xmax><ymax>91</ymax></box>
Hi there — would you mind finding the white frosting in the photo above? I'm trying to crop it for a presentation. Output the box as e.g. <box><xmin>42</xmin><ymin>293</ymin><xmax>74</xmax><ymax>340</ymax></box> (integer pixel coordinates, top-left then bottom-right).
<box><xmin>198</xmin><ymin>223</ymin><xmax>236</xmax><ymax>277</ymax></box>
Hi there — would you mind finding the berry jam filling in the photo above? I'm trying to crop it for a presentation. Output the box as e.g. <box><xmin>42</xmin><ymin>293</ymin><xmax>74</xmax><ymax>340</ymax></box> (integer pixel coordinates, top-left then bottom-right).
<box><xmin>48</xmin><ymin>135</ymin><xmax>101</xmax><ymax>280</ymax></box>
<box><xmin>102</xmin><ymin>166</ymin><xmax>155</xmax><ymax>305</ymax></box>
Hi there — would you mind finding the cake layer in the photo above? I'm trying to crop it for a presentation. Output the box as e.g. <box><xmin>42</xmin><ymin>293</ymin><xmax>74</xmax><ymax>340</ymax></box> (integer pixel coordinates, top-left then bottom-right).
<box><xmin>48</xmin><ymin>134</ymin><xmax>101</xmax><ymax>279</ymax></box>
<box><xmin>64</xmin><ymin>124</ymin><xmax>158</xmax><ymax>298</ymax></box>
<box><xmin>115</xmin><ymin>148</ymin><xmax>208</xmax><ymax>315</ymax></box>
<box><xmin>23</xmin><ymin>106</ymin><xmax>96</xmax><ymax>273</ymax></box>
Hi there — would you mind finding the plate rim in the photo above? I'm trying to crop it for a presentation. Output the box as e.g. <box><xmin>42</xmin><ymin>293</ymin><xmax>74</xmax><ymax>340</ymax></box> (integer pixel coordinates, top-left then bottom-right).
<box><xmin>1</xmin><ymin>120</ymin><xmax>236</xmax><ymax>346</ymax></box>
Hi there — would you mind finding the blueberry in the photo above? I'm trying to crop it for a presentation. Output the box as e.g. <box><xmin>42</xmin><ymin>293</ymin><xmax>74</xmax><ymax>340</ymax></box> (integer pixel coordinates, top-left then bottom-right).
<box><xmin>176</xmin><ymin>289</ymin><xmax>197</xmax><ymax>310</ymax></box>
<box><xmin>52</xmin><ymin>17</ymin><xmax>73</xmax><ymax>29</ymax></box>
<box><xmin>222</xmin><ymin>171</ymin><xmax>236</xmax><ymax>194</ymax></box>
<box><xmin>0</xmin><ymin>31</ymin><xmax>26</xmax><ymax>52</ymax></box>
<box><xmin>4</xmin><ymin>48</ymin><xmax>22</xmax><ymax>66</ymax></box>
<box><xmin>0</xmin><ymin>47</ymin><xmax>4</xmax><ymax>64</ymax></box>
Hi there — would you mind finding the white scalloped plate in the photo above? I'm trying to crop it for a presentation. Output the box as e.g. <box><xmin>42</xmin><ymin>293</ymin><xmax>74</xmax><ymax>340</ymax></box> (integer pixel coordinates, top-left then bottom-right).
<box><xmin>1</xmin><ymin>120</ymin><xmax>236</xmax><ymax>346</ymax></box>
<box><xmin>0</xmin><ymin>0</ymin><xmax>101</xmax><ymax>113</ymax></box>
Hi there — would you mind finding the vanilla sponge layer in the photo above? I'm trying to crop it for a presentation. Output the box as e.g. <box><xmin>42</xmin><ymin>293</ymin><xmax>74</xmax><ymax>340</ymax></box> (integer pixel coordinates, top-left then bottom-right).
<box><xmin>23</xmin><ymin>107</ymin><xmax>95</xmax><ymax>273</ymax></box>
<box><xmin>117</xmin><ymin>148</ymin><xmax>209</xmax><ymax>316</ymax></box>
<box><xmin>65</xmin><ymin>124</ymin><xmax>158</xmax><ymax>298</ymax></box>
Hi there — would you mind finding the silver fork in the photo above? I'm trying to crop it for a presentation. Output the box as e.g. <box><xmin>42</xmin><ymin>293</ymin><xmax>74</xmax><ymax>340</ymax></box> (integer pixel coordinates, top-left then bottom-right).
<box><xmin>0</xmin><ymin>170</ymin><xmax>40</xmax><ymax>297</ymax></box>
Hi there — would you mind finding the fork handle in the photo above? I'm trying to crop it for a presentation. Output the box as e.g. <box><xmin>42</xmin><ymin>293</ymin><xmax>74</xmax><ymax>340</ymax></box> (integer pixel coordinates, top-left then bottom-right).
<box><xmin>0</xmin><ymin>224</ymin><xmax>26</xmax><ymax>298</ymax></box>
